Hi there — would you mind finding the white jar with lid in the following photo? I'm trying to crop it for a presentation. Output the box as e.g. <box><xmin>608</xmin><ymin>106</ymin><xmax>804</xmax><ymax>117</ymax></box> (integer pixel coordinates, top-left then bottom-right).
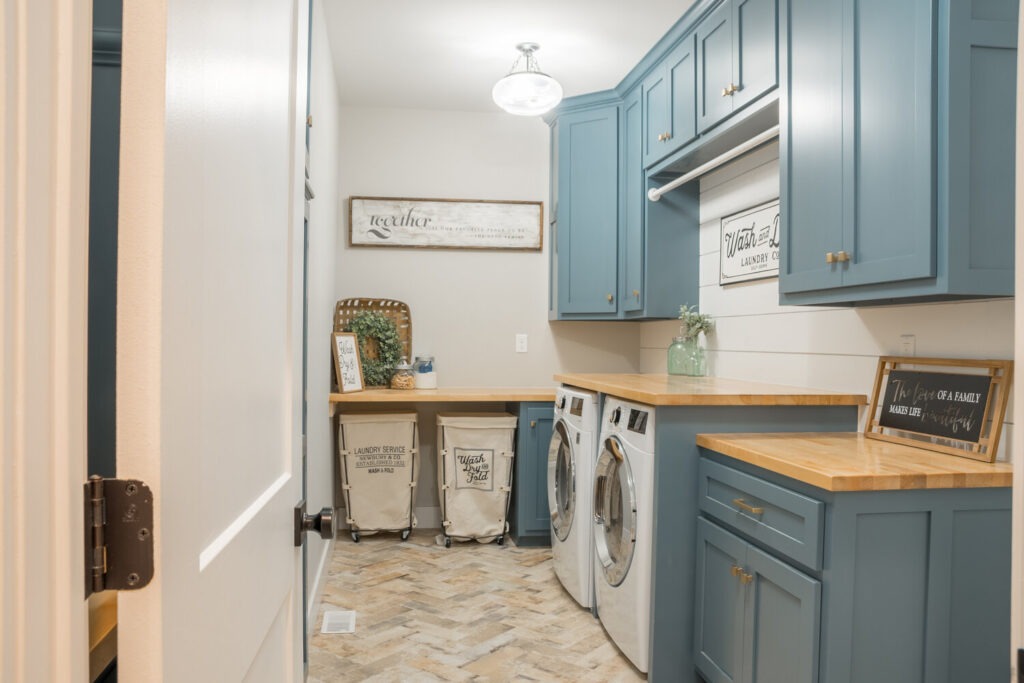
<box><xmin>413</xmin><ymin>354</ymin><xmax>437</xmax><ymax>389</ymax></box>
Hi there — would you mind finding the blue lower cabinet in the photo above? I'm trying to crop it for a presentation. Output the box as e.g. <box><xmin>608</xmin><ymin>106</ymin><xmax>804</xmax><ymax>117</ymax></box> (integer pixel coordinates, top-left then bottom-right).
<box><xmin>508</xmin><ymin>402</ymin><xmax>553</xmax><ymax>547</ymax></box>
<box><xmin>696</xmin><ymin>454</ymin><xmax>1012</xmax><ymax>683</ymax></box>
<box><xmin>695</xmin><ymin>518</ymin><xmax>820</xmax><ymax>683</ymax></box>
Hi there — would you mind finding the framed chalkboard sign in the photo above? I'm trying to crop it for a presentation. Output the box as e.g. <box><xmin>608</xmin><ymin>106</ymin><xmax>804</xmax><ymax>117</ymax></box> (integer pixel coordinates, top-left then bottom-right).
<box><xmin>865</xmin><ymin>357</ymin><xmax>1013</xmax><ymax>462</ymax></box>
<box><xmin>332</xmin><ymin>332</ymin><xmax>364</xmax><ymax>394</ymax></box>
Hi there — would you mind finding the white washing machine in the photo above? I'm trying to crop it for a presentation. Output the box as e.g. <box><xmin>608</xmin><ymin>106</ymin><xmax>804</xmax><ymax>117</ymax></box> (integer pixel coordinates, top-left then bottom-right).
<box><xmin>593</xmin><ymin>396</ymin><xmax>655</xmax><ymax>674</ymax></box>
<box><xmin>547</xmin><ymin>385</ymin><xmax>599</xmax><ymax>609</ymax></box>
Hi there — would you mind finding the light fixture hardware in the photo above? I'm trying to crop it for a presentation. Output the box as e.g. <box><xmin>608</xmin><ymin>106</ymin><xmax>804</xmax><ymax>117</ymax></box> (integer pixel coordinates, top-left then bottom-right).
<box><xmin>492</xmin><ymin>42</ymin><xmax>564</xmax><ymax>116</ymax></box>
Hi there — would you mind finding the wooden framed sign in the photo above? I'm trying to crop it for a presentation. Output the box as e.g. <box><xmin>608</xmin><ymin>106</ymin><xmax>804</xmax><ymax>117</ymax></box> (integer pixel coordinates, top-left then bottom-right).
<box><xmin>332</xmin><ymin>332</ymin><xmax>364</xmax><ymax>393</ymax></box>
<box><xmin>865</xmin><ymin>356</ymin><xmax>1013</xmax><ymax>462</ymax></box>
<box><xmin>349</xmin><ymin>196</ymin><xmax>543</xmax><ymax>250</ymax></box>
<box><xmin>719</xmin><ymin>199</ymin><xmax>780</xmax><ymax>285</ymax></box>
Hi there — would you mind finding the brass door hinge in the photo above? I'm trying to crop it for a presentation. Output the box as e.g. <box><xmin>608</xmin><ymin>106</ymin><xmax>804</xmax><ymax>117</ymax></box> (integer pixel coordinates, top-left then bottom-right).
<box><xmin>84</xmin><ymin>476</ymin><xmax>154</xmax><ymax>597</ymax></box>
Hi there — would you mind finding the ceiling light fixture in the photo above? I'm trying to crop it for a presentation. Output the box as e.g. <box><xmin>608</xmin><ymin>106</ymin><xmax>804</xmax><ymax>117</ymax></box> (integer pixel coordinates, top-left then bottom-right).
<box><xmin>492</xmin><ymin>42</ymin><xmax>563</xmax><ymax>116</ymax></box>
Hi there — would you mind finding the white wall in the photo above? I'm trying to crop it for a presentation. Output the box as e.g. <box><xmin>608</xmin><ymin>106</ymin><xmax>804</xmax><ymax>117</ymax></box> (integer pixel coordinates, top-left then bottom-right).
<box><xmin>334</xmin><ymin>106</ymin><xmax>641</xmax><ymax>386</ymax></box>
<box><xmin>334</xmin><ymin>106</ymin><xmax>641</xmax><ymax>525</ymax></box>
<box><xmin>640</xmin><ymin>142</ymin><xmax>1015</xmax><ymax>459</ymax></box>
<box><xmin>305</xmin><ymin>0</ymin><xmax>341</xmax><ymax>623</ymax></box>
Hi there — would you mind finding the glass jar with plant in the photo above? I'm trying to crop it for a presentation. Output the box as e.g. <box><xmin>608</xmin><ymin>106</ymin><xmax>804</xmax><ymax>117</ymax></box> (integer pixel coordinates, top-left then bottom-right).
<box><xmin>668</xmin><ymin>304</ymin><xmax>713</xmax><ymax>376</ymax></box>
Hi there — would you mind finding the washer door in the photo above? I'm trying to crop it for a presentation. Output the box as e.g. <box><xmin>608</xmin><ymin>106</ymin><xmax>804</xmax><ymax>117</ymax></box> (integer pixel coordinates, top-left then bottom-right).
<box><xmin>593</xmin><ymin>436</ymin><xmax>636</xmax><ymax>587</ymax></box>
<box><xmin>547</xmin><ymin>420</ymin><xmax>575</xmax><ymax>541</ymax></box>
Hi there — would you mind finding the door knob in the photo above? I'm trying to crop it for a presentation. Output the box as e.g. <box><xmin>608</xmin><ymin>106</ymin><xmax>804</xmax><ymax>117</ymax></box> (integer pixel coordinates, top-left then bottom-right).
<box><xmin>294</xmin><ymin>501</ymin><xmax>334</xmax><ymax>546</ymax></box>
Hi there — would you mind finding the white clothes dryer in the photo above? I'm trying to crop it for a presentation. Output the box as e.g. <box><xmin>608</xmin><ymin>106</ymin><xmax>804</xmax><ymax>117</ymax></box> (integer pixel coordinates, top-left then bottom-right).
<box><xmin>547</xmin><ymin>385</ymin><xmax>599</xmax><ymax>609</ymax></box>
<box><xmin>593</xmin><ymin>396</ymin><xmax>656</xmax><ymax>674</ymax></box>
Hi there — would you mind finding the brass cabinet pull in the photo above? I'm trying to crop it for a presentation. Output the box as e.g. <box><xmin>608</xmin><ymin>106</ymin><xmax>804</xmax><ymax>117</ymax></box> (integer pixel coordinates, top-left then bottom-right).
<box><xmin>733</xmin><ymin>498</ymin><xmax>764</xmax><ymax>515</ymax></box>
<box><xmin>836</xmin><ymin>250</ymin><xmax>850</xmax><ymax>263</ymax></box>
<box><xmin>825</xmin><ymin>252</ymin><xmax>836</xmax><ymax>264</ymax></box>
<box><xmin>740</xmin><ymin>572</ymin><xmax>754</xmax><ymax>585</ymax></box>
<box><xmin>606</xmin><ymin>293</ymin><xmax>614</xmax><ymax>303</ymax></box>
<box><xmin>730</xmin><ymin>565</ymin><xmax>743</xmax><ymax>577</ymax></box>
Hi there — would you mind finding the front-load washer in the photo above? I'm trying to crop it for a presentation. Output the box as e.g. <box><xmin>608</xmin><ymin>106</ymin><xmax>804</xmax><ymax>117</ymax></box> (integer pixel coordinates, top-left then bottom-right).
<box><xmin>547</xmin><ymin>385</ymin><xmax>599</xmax><ymax>609</ymax></box>
<box><xmin>593</xmin><ymin>396</ymin><xmax>655</xmax><ymax>674</ymax></box>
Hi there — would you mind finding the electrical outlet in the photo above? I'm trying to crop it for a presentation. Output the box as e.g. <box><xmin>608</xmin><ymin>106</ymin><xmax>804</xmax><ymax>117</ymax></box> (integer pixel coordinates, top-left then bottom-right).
<box><xmin>515</xmin><ymin>334</ymin><xmax>528</xmax><ymax>353</ymax></box>
<box><xmin>899</xmin><ymin>334</ymin><xmax>916</xmax><ymax>356</ymax></box>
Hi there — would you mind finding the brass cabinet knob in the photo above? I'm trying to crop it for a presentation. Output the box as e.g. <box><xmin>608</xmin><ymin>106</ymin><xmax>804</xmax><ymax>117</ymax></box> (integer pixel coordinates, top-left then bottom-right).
<box><xmin>606</xmin><ymin>293</ymin><xmax>614</xmax><ymax>303</ymax></box>
<box><xmin>530</xmin><ymin>420</ymin><xmax>536</xmax><ymax>428</ymax></box>
<box><xmin>730</xmin><ymin>565</ymin><xmax>743</xmax><ymax>577</ymax></box>
<box><xmin>825</xmin><ymin>252</ymin><xmax>836</xmax><ymax>264</ymax></box>
<box><xmin>657</xmin><ymin>132</ymin><xmax>664</xmax><ymax>141</ymax></box>
<box><xmin>664</xmin><ymin>131</ymin><xmax>671</xmax><ymax>141</ymax></box>
<box><xmin>722</xmin><ymin>86</ymin><xmax>731</xmax><ymax>97</ymax></box>
<box><xmin>740</xmin><ymin>572</ymin><xmax>754</xmax><ymax>585</ymax></box>
<box><xmin>633</xmin><ymin>289</ymin><xmax>640</xmax><ymax>298</ymax></box>
<box><xmin>836</xmin><ymin>250</ymin><xmax>850</xmax><ymax>263</ymax></box>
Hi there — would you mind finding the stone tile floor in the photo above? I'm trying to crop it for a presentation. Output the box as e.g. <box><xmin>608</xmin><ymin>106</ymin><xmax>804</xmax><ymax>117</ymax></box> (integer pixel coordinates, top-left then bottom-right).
<box><xmin>308</xmin><ymin>530</ymin><xmax>645</xmax><ymax>682</ymax></box>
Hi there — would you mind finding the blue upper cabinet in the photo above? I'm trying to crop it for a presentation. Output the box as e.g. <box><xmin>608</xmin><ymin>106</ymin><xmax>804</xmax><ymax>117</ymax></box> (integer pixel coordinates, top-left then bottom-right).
<box><xmin>780</xmin><ymin>0</ymin><xmax>1018</xmax><ymax>305</ymax></box>
<box><xmin>621</xmin><ymin>89</ymin><xmax>645</xmax><ymax>314</ymax></box>
<box><xmin>698</xmin><ymin>0</ymin><xmax>778</xmax><ymax>134</ymax></box>
<box><xmin>644</xmin><ymin>34</ymin><xmax>698</xmax><ymax>168</ymax></box>
<box><xmin>553</xmin><ymin>104</ymin><xmax>620</xmax><ymax>315</ymax></box>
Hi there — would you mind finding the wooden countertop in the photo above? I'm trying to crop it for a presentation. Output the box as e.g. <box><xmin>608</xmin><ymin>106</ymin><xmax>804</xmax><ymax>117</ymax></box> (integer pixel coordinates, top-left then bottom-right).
<box><xmin>696</xmin><ymin>432</ymin><xmax>1013</xmax><ymax>491</ymax></box>
<box><xmin>554</xmin><ymin>373</ymin><xmax>867</xmax><ymax>406</ymax></box>
<box><xmin>329</xmin><ymin>387</ymin><xmax>556</xmax><ymax>404</ymax></box>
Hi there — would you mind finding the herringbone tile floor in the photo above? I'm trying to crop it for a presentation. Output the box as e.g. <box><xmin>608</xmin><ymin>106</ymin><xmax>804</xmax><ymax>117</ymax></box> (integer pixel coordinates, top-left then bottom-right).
<box><xmin>308</xmin><ymin>530</ymin><xmax>645</xmax><ymax>682</ymax></box>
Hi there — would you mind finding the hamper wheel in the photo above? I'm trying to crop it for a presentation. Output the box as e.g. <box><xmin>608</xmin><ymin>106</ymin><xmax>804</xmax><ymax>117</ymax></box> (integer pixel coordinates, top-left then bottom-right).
<box><xmin>401</xmin><ymin>529</ymin><xmax>411</xmax><ymax>541</ymax></box>
<box><xmin>444</xmin><ymin>536</ymin><xmax>451</xmax><ymax>548</ymax></box>
<box><xmin>351</xmin><ymin>532</ymin><xmax>360</xmax><ymax>543</ymax></box>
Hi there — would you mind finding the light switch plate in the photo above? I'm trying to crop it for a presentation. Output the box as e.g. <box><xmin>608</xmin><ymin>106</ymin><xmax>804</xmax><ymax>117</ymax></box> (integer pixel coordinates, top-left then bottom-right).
<box><xmin>515</xmin><ymin>334</ymin><xmax>528</xmax><ymax>353</ymax></box>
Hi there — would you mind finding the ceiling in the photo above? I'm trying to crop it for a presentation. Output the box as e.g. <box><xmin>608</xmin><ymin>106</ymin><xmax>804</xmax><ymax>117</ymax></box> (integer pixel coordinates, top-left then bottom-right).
<box><xmin>321</xmin><ymin>1</ymin><xmax>696</xmax><ymax>113</ymax></box>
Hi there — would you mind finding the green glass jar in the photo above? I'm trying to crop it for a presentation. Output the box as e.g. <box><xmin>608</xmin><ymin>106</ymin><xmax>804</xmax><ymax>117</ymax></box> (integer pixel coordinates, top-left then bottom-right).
<box><xmin>667</xmin><ymin>336</ymin><xmax>706</xmax><ymax>376</ymax></box>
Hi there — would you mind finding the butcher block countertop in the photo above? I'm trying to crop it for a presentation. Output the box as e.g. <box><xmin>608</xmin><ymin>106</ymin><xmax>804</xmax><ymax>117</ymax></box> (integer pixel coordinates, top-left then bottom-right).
<box><xmin>696</xmin><ymin>432</ymin><xmax>1013</xmax><ymax>491</ymax></box>
<box><xmin>329</xmin><ymin>387</ymin><xmax>556</xmax><ymax>404</ymax></box>
<box><xmin>554</xmin><ymin>373</ymin><xmax>867</xmax><ymax>406</ymax></box>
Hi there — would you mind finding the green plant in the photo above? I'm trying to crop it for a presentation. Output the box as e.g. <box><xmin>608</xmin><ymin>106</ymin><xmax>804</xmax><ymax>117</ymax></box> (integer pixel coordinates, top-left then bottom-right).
<box><xmin>347</xmin><ymin>311</ymin><xmax>403</xmax><ymax>387</ymax></box>
<box><xmin>678</xmin><ymin>304</ymin><xmax>713</xmax><ymax>341</ymax></box>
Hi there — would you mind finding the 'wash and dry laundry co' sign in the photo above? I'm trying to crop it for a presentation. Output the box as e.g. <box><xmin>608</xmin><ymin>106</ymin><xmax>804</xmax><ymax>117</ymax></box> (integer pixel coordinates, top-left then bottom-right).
<box><xmin>719</xmin><ymin>199</ymin><xmax>780</xmax><ymax>284</ymax></box>
<box><xmin>349</xmin><ymin>196</ymin><xmax>543</xmax><ymax>250</ymax></box>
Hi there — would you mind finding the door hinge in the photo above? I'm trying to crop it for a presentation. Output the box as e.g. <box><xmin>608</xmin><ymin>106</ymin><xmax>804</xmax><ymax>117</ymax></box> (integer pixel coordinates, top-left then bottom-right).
<box><xmin>84</xmin><ymin>475</ymin><xmax>154</xmax><ymax>597</ymax></box>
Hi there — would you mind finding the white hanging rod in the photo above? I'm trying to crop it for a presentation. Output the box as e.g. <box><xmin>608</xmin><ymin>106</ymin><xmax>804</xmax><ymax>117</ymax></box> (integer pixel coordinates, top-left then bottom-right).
<box><xmin>647</xmin><ymin>124</ymin><xmax>780</xmax><ymax>202</ymax></box>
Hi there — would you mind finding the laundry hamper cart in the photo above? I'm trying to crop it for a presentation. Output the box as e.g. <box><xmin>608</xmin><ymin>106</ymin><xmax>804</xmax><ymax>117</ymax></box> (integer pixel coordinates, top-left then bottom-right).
<box><xmin>436</xmin><ymin>412</ymin><xmax>518</xmax><ymax>547</ymax></box>
<box><xmin>337</xmin><ymin>412</ymin><xmax>419</xmax><ymax>542</ymax></box>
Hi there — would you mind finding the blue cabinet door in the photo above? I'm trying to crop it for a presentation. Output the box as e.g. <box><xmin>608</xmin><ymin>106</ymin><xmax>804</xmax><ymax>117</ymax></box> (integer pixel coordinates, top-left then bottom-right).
<box><xmin>778</xmin><ymin>0</ymin><xmax>843</xmax><ymax>294</ymax></box>
<box><xmin>621</xmin><ymin>90</ymin><xmax>645</xmax><ymax>313</ymax></box>
<box><xmin>745</xmin><ymin>544</ymin><xmax>820</xmax><ymax>683</ymax></box>
<box><xmin>556</xmin><ymin>106</ymin><xmax>619</xmax><ymax>314</ymax></box>
<box><xmin>732</xmin><ymin>0</ymin><xmax>778</xmax><ymax>112</ymax></box>
<box><xmin>510</xmin><ymin>402</ymin><xmax>554</xmax><ymax>546</ymax></box>
<box><xmin>697</xmin><ymin>1</ymin><xmax>734</xmax><ymax>132</ymax></box>
<box><xmin>643</xmin><ymin>66</ymin><xmax>670</xmax><ymax>168</ymax></box>
<box><xmin>841</xmin><ymin>0</ymin><xmax>934</xmax><ymax>288</ymax></box>
<box><xmin>694</xmin><ymin>518</ymin><xmax>747</xmax><ymax>683</ymax></box>
<box><xmin>668</xmin><ymin>33</ymin><xmax>698</xmax><ymax>150</ymax></box>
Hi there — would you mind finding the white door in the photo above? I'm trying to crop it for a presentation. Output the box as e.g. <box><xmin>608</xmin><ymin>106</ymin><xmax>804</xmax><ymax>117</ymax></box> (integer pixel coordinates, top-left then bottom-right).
<box><xmin>115</xmin><ymin>1</ymin><xmax>310</xmax><ymax>680</ymax></box>
<box><xmin>1</xmin><ymin>1</ymin><xmax>93</xmax><ymax>680</ymax></box>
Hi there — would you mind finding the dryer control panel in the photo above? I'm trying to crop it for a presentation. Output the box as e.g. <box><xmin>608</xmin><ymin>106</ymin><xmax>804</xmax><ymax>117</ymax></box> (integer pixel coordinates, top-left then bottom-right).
<box><xmin>601</xmin><ymin>397</ymin><xmax>656</xmax><ymax>453</ymax></box>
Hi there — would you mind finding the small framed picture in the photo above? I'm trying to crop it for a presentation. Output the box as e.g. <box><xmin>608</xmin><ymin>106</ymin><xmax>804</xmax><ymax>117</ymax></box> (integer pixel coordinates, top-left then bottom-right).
<box><xmin>332</xmin><ymin>332</ymin><xmax>364</xmax><ymax>393</ymax></box>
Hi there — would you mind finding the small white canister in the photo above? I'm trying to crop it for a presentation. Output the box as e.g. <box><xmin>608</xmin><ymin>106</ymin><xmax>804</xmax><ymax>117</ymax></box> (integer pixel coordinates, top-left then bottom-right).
<box><xmin>414</xmin><ymin>354</ymin><xmax>437</xmax><ymax>389</ymax></box>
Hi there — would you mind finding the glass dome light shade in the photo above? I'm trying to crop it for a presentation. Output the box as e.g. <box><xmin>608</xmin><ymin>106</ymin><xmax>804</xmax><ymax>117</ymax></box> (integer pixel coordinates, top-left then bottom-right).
<box><xmin>492</xmin><ymin>70</ymin><xmax>563</xmax><ymax>116</ymax></box>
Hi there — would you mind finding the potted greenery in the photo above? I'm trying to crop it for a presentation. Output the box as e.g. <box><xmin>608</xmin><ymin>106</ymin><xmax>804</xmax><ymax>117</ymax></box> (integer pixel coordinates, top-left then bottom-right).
<box><xmin>668</xmin><ymin>304</ymin><xmax>713</xmax><ymax>376</ymax></box>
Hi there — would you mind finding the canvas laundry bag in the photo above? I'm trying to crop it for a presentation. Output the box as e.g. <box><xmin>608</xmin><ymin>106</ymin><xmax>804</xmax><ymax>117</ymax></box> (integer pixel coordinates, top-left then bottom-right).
<box><xmin>338</xmin><ymin>412</ymin><xmax>419</xmax><ymax>535</ymax></box>
<box><xmin>436</xmin><ymin>412</ymin><xmax>518</xmax><ymax>543</ymax></box>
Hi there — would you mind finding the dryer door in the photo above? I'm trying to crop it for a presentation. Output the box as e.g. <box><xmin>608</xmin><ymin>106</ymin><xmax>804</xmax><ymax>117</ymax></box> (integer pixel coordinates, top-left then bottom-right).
<box><xmin>593</xmin><ymin>436</ymin><xmax>637</xmax><ymax>587</ymax></box>
<box><xmin>547</xmin><ymin>420</ymin><xmax>576</xmax><ymax>541</ymax></box>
